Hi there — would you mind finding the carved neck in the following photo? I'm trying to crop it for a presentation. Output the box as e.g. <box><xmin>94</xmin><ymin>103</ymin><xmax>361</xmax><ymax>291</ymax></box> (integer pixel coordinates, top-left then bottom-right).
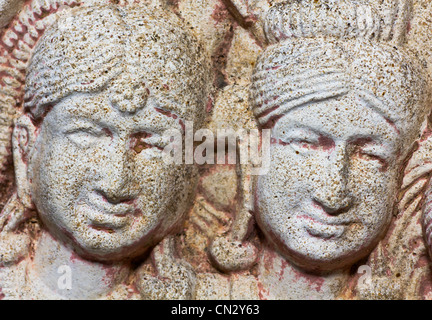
<box><xmin>30</xmin><ymin>230</ymin><xmax>129</xmax><ymax>299</ymax></box>
<box><xmin>257</xmin><ymin>248</ymin><xmax>350</xmax><ymax>300</ymax></box>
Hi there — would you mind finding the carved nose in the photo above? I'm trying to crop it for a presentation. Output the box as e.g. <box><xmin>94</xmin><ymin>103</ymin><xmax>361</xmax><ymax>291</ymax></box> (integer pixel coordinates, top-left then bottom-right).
<box><xmin>313</xmin><ymin>197</ymin><xmax>352</xmax><ymax>215</ymax></box>
<box><xmin>96</xmin><ymin>142</ymin><xmax>137</xmax><ymax>203</ymax></box>
<box><xmin>312</xmin><ymin>145</ymin><xmax>353</xmax><ymax>215</ymax></box>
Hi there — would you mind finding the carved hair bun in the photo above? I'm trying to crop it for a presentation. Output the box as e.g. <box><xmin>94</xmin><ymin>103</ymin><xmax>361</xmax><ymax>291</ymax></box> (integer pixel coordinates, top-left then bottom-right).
<box><xmin>264</xmin><ymin>0</ymin><xmax>411</xmax><ymax>46</ymax></box>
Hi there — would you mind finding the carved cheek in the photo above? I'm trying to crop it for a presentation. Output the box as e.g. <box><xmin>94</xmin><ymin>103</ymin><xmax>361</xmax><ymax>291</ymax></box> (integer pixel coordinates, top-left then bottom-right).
<box><xmin>348</xmin><ymin>157</ymin><xmax>396</xmax><ymax>227</ymax></box>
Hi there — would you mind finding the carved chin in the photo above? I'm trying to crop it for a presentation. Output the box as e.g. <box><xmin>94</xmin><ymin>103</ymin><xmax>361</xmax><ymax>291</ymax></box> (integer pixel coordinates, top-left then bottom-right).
<box><xmin>256</xmin><ymin>209</ymin><xmax>390</xmax><ymax>272</ymax></box>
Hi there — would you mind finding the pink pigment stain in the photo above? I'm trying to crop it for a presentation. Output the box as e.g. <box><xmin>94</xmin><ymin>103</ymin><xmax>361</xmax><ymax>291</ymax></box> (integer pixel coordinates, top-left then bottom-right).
<box><xmin>257</xmin><ymin>280</ymin><xmax>269</xmax><ymax>300</ymax></box>
<box><xmin>318</xmin><ymin>135</ymin><xmax>335</xmax><ymax>151</ymax></box>
<box><xmin>154</xmin><ymin>107</ymin><xmax>185</xmax><ymax>132</ymax></box>
<box><xmin>256</xmin><ymin>104</ymin><xmax>280</xmax><ymax>119</ymax></box>
<box><xmin>385</xmin><ymin>118</ymin><xmax>400</xmax><ymax>135</ymax></box>
<box><xmin>290</xmin><ymin>266</ymin><xmax>325</xmax><ymax>293</ymax></box>
<box><xmin>420</xmin><ymin>126</ymin><xmax>432</xmax><ymax>143</ymax></box>
<box><xmin>261</xmin><ymin>114</ymin><xmax>284</xmax><ymax>129</ymax></box>
<box><xmin>206</xmin><ymin>96</ymin><xmax>213</xmax><ymax>113</ymax></box>
<box><xmin>279</xmin><ymin>259</ymin><xmax>288</xmax><ymax>280</ymax></box>
<box><xmin>211</xmin><ymin>2</ymin><xmax>230</xmax><ymax>25</ymax></box>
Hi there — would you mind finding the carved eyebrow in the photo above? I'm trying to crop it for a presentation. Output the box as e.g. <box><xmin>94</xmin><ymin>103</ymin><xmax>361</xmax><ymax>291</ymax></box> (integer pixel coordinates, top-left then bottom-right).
<box><xmin>59</xmin><ymin>116</ymin><xmax>101</xmax><ymax>130</ymax></box>
<box><xmin>276</xmin><ymin>126</ymin><xmax>321</xmax><ymax>139</ymax></box>
<box><xmin>357</xmin><ymin>91</ymin><xmax>400</xmax><ymax>135</ymax></box>
<box><xmin>152</xmin><ymin>96</ymin><xmax>186</xmax><ymax>132</ymax></box>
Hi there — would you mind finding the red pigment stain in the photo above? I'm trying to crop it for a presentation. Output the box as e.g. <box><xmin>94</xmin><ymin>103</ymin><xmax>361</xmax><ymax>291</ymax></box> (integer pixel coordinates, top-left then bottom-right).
<box><xmin>211</xmin><ymin>2</ymin><xmax>230</xmax><ymax>25</ymax></box>
<box><xmin>206</xmin><ymin>96</ymin><xmax>213</xmax><ymax>113</ymax></box>
<box><xmin>100</xmin><ymin>263</ymin><xmax>120</xmax><ymax>285</ymax></box>
<box><xmin>318</xmin><ymin>135</ymin><xmax>335</xmax><ymax>151</ymax></box>
<box><xmin>154</xmin><ymin>107</ymin><xmax>185</xmax><ymax>132</ymax></box>
<box><xmin>261</xmin><ymin>114</ymin><xmax>284</xmax><ymax>129</ymax></box>
<box><xmin>257</xmin><ymin>280</ymin><xmax>269</xmax><ymax>300</ymax></box>
<box><xmin>131</xmin><ymin>131</ymin><xmax>163</xmax><ymax>152</ymax></box>
<box><xmin>420</xmin><ymin>126</ymin><xmax>432</xmax><ymax>143</ymax></box>
<box><xmin>262</xmin><ymin>250</ymin><xmax>276</xmax><ymax>272</ymax></box>
<box><xmin>102</xmin><ymin>128</ymin><xmax>113</xmax><ymax>138</ymax></box>
<box><xmin>290</xmin><ymin>266</ymin><xmax>325</xmax><ymax>292</ymax></box>
<box><xmin>256</xmin><ymin>101</ymin><xmax>280</xmax><ymax>119</ymax></box>
<box><xmin>385</xmin><ymin>118</ymin><xmax>400</xmax><ymax>135</ymax></box>
<box><xmin>69</xmin><ymin>251</ymin><xmax>82</xmax><ymax>263</ymax></box>
<box><xmin>279</xmin><ymin>259</ymin><xmax>288</xmax><ymax>281</ymax></box>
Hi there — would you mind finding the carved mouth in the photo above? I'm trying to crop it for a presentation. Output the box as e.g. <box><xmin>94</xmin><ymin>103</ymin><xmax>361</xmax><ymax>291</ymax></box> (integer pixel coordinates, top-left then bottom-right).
<box><xmin>298</xmin><ymin>214</ymin><xmax>351</xmax><ymax>239</ymax></box>
<box><xmin>85</xmin><ymin>207</ymin><xmax>130</xmax><ymax>230</ymax></box>
<box><xmin>77</xmin><ymin>197</ymin><xmax>132</xmax><ymax>231</ymax></box>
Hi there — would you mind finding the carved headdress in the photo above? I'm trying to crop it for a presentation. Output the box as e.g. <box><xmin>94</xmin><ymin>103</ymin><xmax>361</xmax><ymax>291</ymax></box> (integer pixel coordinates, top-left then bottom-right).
<box><xmin>251</xmin><ymin>0</ymin><xmax>431</xmax><ymax>147</ymax></box>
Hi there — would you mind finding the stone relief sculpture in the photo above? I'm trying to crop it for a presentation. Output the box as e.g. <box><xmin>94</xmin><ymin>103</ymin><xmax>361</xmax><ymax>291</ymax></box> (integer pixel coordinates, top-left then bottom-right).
<box><xmin>1</xmin><ymin>0</ymin><xmax>432</xmax><ymax>301</ymax></box>
<box><xmin>0</xmin><ymin>1</ymin><xmax>212</xmax><ymax>299</ymax></box>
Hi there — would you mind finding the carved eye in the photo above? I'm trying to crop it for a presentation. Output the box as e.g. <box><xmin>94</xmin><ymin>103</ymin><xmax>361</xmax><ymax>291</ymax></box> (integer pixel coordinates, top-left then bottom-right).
<box><xmin>131</xmin><ymin>132</ymin><xmax>163</xmax><ymax>154</ymax></box>
<box><xmin>359</xmin><ymin>151</ymin><xmax>385</xmax><ymax>163</ymax></box>
<box><xmin>356</xmin><ymin>146</ymin><xmax>388</xmax><ymax>169</ymax></box>
<box><xmin>66</xmin><ymin>129</ymin><xmax>103</xmax><ymax>148</ymax></box>
<box><xmin>289</xmin><ymin>138</ymin><xmax>319</xmax><ymax>154</ymax></box>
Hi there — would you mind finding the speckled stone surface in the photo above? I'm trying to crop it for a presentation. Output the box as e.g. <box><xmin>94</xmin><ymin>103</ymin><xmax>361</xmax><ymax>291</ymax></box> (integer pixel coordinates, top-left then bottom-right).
<box><xmin>0</xmin><ymin>0</ymin><xmax>432</xmax><ymax>300</ymax></box>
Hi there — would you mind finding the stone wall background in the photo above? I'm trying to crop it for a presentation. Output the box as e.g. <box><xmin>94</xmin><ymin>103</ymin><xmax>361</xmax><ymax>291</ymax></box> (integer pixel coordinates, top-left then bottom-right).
<box><xmin>1</xmin><ymin>0</ymin><xmax>432</xmax><ymax>299</ymax></box>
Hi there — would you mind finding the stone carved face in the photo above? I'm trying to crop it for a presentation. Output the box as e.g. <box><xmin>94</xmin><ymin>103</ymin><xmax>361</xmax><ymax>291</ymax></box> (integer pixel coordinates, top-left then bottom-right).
<box><xmin>12</xmin><ymin>4</ymin><xmax>209</xmax><ymax>262</ymax></box>
<box><xmin>25</xmin><ymin>90</ymin><xmax>193</xmax><ymax>262</ymax></box>
<box><xmin>251</xmin><ymin>39</ymin><xmax>429</xmax><ymax>272</ymax></box>
<box><xmin>255</xmin><ymin>92</ymin><xmax>402</xmax><ymax>271</ymax></box>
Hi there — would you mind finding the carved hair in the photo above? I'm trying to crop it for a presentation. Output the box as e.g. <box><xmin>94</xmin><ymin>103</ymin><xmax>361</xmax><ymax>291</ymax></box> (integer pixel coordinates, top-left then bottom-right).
<box><xmin>251</xmin><ymin>39</ymin><xmax>429</xmax><ymax>140</ymax></box>
<box><xmin>25</xmin><ymin>4</ymin><xmax>211</xmax><ymax>122</ymax></box>
<box><xmin>252</xmin><ymin>0</ymin><xmax>430</xmax><ymax>138</ymax></box>
<box><xmin>263</xmin><ymin>0</ymin><xmax>412</xmax><ymax>45</ymax></box>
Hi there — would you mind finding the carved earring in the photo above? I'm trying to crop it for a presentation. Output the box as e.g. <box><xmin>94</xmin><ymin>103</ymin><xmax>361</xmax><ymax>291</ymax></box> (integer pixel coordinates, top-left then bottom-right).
<box><xmin>208</xmin><ymin>138</ymin><xmax>259</xmax><ymax>273</ymax></box>
<box><xmin>0</xmin><ymin>115</ymin><xmax>38</xmax><ymax>233</ymax></box>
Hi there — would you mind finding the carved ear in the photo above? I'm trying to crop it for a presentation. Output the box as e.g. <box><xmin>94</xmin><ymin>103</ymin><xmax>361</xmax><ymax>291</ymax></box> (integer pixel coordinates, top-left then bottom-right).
<box><xmin>12</xmin><ymin>115</ymin><xmax>37</xmax><ymax>209</ymax></box>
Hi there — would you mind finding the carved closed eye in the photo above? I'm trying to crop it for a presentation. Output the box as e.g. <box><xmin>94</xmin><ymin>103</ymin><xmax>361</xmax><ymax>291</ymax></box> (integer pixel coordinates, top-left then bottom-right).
<box><xmin>66</xmin><ymin>128</ymin><xmax>105</xmax><ymax>148</ymax></box>
<box><xmin>356</xmin><ymin>146</ymin><xmax>388</xmax><ymax>168</ymax></box>
<box><xmin>130</xmin><ymin>132</ymin><xmax>163</xmax><ymax>154</ymax></box>
<box><xmin>289</xmin><ymin>139</ymin><xmax>319</xmax><ymax>154</ymax></box>
<box><xmin>275</xmin><ymin>129</ymin><xmax>333</xmax><ymax>155</ymax></box>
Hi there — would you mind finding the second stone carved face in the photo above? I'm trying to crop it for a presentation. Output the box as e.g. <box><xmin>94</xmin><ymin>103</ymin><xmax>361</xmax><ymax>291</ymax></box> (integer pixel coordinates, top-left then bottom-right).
<box><xmin>255</xmin><ymin>92</ymin><xmax>402</xmax><ymax>271</ymax></box>
<box><xmin>251</xmin><ymin>39</ymin><xmax>430</xmax><ymax>272</ymax></box>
